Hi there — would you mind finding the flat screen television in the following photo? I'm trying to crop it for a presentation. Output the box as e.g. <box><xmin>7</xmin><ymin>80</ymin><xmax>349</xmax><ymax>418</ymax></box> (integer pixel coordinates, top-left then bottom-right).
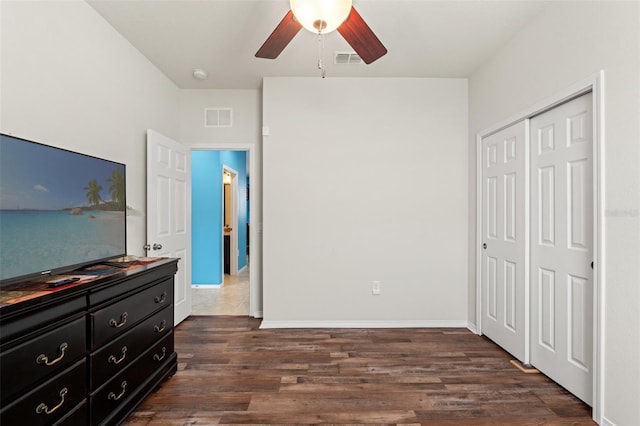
<box><xmin>0</xmin><ymin>133</ymin><xmax>127</xmax><ymax>284</ymax></box>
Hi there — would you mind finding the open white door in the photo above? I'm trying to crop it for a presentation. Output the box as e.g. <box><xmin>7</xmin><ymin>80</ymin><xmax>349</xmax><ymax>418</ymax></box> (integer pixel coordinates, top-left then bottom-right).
<box><xmin>146</xmin><ymin>129</ymin><xmax>191</xmax><ymax>325</ymax></box>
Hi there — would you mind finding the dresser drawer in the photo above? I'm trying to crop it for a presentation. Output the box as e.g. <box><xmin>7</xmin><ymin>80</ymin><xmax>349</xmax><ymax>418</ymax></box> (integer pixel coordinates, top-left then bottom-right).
<box><xmin>90</xmin><ymin>332</ymin><xmax>174</xmax><ymax>425</ymax></box>
<box><xmin>53</xmin><ymin>399</ymin><xmax>87</xmax><ymax>425</ymax></box>
<box><xmin>90</xmin><ymin>306</ymin><xmax>173</xmax><ymax>389</ymax></box>
<box><xmin>0</xmin><ymin>295</ymin><xmax>85</xmax><ymax>345</ymax></box>
<box><xmin>0</xmin><ymin>359</ymin><xmax>86</xmax><ymax>426</ymax></box>
<box><xmin>91</xmin><ymin>278</ymin><xmax>172</xmax><ymax>349</ymax></box>
<box><xmin>89</xmin><ymin>262</ymin><xmax>177</xmax><ymax>307</ymax></box>
<box><xmin>0</xmin><ymin>316</ymin><xmax>86</xmax><ymax>404</ymax></box>
<box><xmin>146</xmin><ymin>331</ymin><xmax>174</xmax><ymax>370</ymax></box>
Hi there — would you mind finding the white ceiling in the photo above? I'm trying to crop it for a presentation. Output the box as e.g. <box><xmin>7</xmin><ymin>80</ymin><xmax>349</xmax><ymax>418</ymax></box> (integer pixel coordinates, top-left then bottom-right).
<box><xmin>86</xmin><ymin>0</ymin><xmax>549</xmax><ymax>90</ymax></box>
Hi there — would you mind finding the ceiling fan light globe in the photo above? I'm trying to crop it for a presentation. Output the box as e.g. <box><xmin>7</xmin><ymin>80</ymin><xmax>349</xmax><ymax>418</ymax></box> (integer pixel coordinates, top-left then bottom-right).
<box><xmin>290</xmin><ymin>0</ymin><xmax>352</xmax><ymax>34</ymax></box>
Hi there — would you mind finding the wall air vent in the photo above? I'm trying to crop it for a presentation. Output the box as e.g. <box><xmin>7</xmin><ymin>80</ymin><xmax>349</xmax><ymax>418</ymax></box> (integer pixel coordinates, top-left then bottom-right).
<box><xmin>335</xmin><ymin>52</ymin><xmax>363</xmax><ymax>65</ymax></box>
<box><xmin>205</xmin><ymin>108</ymin><xmax>233</xmax><ymax>127</ymax></box>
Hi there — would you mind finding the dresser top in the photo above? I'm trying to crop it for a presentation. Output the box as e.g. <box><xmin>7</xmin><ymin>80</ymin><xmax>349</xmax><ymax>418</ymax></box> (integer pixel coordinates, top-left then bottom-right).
<box><xmin>0</xmin><ymin>257</ymin><xmax>178</xmax><ymax>315</ymax></box>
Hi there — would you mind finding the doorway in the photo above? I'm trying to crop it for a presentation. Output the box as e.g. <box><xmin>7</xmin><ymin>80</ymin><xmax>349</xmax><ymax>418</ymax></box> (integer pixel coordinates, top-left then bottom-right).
<box><xmin>190</xmin><ymin>143</ymin><xmax>259</xmax><ymax>317</ymax></box>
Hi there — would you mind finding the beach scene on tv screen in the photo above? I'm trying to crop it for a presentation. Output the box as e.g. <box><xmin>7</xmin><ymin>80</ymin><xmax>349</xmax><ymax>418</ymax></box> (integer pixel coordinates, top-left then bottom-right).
<box><xmin>0</xmin><ymin>135</ymin><xmax>126</xmax><ymax>281</ymax></box>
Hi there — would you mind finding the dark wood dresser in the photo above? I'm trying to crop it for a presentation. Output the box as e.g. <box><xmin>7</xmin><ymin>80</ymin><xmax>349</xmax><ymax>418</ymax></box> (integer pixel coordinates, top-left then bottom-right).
<box><xmin>0</xmin><ymin>258</ymin><xmax>178</xmax><ymax>425</ymax></box>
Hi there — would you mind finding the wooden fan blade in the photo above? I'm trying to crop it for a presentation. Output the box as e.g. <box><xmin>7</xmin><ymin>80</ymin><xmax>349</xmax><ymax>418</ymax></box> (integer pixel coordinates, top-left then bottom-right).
<box><xmin>337</xmin><ymin>6</ymin><xmax>387</xmax><ymax>64</ymax></box>
<box><xmin>255</xmin><ymin>10</ymin><xmax>302</xmax><ymax>59</ymax></box>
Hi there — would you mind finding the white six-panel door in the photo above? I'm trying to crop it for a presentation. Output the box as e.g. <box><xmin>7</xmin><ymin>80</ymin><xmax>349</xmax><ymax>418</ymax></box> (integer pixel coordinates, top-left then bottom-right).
<box><xmin>147</xmin><ymin>129</ymin><xmax>192</xmax><ymax>326</ymax></box>
<box><xmin>530</xmin><ymin>93</ymin><xmax>593</xmax><ymax>405</ymax></box>
<box><xmin>481</xmin><ymin>121</ymin><xmax>527</xmax><ymax>362</ymax></box>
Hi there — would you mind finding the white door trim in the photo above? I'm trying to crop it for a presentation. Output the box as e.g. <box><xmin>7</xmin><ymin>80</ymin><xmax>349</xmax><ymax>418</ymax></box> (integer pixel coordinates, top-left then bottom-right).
<box><xmin>189</xmin><ymin>142</ymin><xmax>261</xmax><ymax>318</ymax></box>
<box><xmin>222</xmin><ymin>164</ymin><xmax>239</xmax><ymax>277</ymax></box>
<box><xmin>475</xmin><ymin>71</ymin><xmax>605</xmax><ymax>423</ymax></box>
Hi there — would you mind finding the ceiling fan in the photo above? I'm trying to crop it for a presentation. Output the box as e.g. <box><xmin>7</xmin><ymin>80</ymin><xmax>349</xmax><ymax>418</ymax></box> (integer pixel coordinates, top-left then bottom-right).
<box><xmin>255</xmin><ymin>0</ymin><xmax>387</xmax><ymax>65</ymax></box>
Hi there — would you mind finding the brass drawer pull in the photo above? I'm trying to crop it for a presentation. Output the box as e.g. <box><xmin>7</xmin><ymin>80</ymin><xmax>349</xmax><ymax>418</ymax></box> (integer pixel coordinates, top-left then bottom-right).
<box><xmin>107</xmin><ymin>381</ymin><xmax>127</xmax><ymax>401</ymax></box>
<box><xmin>108</xmin><ymin>346</ymin><xmax>128</xmax><ymax>365</ymax></box>
<box><xmin>153</xmin><ymin>320</ymin><xmax>167</xmax><ymax>333</ymax></box>
<box><xmin>36</xmin><ymin>342</ymin><xmax>68</xmax><ymax>366</ymax></box>
<box><xmin>153</xmin><ymin>347</ymin><xmax>167</xmax><ymax>362</ymax></box>
<box><xmin>154</xmin><ymin>291</ymin><xmax>167</xmax><ymax>304</ymax></box>
<box><xmin>35</xmin><ymin>387</ymin><xmax>68</xmax><ymax>415</ymax></box>
<box><xmin>109</xmin><ymin>312</ymin><xmax>128</xmax><ymax>328</ymax></box>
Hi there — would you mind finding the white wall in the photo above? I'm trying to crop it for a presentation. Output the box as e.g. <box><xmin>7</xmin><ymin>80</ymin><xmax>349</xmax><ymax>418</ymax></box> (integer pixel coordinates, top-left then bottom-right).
<box><xmin>179</xmin><ymin>90</ymin><xmax>261</xmax><ymax>144</ymax></box>
<box><xmin>262</xmin><ymin>77</ymin><xmax>468</xmax><ymax>326</ymax></box>
<box><xmin>0</xmin><ymin>0</ymin><xmax>180</xmax><ymax>256</ymax></box>
<box><xmin>468</xmin><ymin>2</ymin><xmax>640</xmax><ymax>425</ymax></box>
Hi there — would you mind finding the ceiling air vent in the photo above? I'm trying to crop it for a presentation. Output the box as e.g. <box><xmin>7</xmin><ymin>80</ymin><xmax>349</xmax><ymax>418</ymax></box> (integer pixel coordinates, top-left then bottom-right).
<box><xmin>335</xmin><ymin>52</ymin><xmax>363</xmax><ymax>65</ymax></box>
<box><xmin>205</xmin><ymin>108</ymin><xmax>233</xmax><ymax>127</ymax></box>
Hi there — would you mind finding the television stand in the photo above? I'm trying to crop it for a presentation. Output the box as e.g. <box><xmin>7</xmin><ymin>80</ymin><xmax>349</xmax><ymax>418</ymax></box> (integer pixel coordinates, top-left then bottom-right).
<box><xmin>0</xmin><ymin>258</ymin><xmax>179</xmax><ymax>425</ymax></box>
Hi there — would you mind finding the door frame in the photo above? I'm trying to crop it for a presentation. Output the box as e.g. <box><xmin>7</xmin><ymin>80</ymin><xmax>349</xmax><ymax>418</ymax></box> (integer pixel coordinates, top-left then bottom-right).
<box><xmin>190</xmin><ymin>142</ymin><xmax>260</xmax><ymax>318</ymax></box>
<box><xmin>222</xmin><ymin>164</ymin><xmax>239</xmax><ymax>277</ymax></box>
<box><xmin>474</xmin><ymin>71</ymin><xmax>605</xmax><ymax>423</ymax></box>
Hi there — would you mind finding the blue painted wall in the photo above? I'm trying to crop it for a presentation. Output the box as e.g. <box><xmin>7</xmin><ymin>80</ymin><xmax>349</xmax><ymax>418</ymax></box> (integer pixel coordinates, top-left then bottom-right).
<box><xmin>192</xmin><ymin>150</ymin><xmax>247</xmax><ymax>285</ymax></box>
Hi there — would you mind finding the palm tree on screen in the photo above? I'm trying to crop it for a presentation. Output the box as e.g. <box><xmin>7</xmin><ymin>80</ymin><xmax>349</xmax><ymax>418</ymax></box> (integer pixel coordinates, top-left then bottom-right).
<box><xmin>84</xmin><ymin>179</ymin><xmax>103</xmax><ymax>206</ymax></box>
<box><xmin>106</xmin><ymin>168</ymin><xmax>124</xmax><ymax>208</ymax></box>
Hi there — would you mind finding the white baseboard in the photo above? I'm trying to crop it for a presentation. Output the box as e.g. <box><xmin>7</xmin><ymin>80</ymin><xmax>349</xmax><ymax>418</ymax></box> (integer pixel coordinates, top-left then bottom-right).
<box><xmin>467</xmin><ymin>322</ymin><xmax>479</xmax><ymax>335</ymax></box>
<box><xmin>238</xmin><ymin>265</ymin><xmax>247</xmax><ymax>274</ymax></box>
<box><xmin>259</xmin><ymin>320</ymin><xmax>470</xmax><ymax>329</ymax></box>
<box><xmin>600</xmin><ymin>417</ymin><xmax>616</xmax><ymax>426</ymax></box>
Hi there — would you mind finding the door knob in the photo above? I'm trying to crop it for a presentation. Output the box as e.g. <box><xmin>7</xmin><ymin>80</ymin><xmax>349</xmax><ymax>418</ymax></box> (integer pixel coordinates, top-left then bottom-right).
<box><xmin>143</xmin><ymin>244</ymin><xmax>151</xmax><ymax>251</ymax></box>
<box><xmin>482</xmin><ymin>243</ymin><xmax>487</xmax><ymax>249</ymax></box>
<box><xmin>153</xmin><ymin>243</ymin><xmax>163</xmax><ymax>250</ymax></box>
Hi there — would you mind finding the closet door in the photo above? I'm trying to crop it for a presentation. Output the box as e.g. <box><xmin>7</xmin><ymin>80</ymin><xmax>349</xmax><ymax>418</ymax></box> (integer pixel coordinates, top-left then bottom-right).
<box><xmin>481</xmin><ymin>121</ymin><xmax>527</xmax><ymax>361</ymax></box>
<box><xmin>530</xmin><ymin>93</ymin><xmax>593</xmax><ymax>405</ymax></box>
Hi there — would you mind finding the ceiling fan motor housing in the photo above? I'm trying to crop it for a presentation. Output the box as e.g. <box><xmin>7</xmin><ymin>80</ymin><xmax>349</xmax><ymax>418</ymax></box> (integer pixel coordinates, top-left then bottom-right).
<box><xmin>313</xmin><ymin>19</ymin><xmax>328</xmax><ymax>32</ymax></box>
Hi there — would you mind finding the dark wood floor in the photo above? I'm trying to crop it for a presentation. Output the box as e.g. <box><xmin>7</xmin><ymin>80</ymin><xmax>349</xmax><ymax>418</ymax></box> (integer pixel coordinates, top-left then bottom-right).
<box><xmin>124</xmin><ymin>316</ymin><xmax>594</xmax><ymax>425</ymax></box>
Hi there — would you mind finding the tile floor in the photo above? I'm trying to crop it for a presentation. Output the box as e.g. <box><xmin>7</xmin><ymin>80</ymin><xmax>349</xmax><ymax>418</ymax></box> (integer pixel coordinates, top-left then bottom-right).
<box><xmin>191</xmin><ymin>267</ymin><xmax>249</xmax><ymax>315</ymax></box>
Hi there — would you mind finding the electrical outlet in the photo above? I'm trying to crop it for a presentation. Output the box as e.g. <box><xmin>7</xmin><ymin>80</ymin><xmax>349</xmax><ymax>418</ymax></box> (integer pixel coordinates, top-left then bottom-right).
<box><xmin>372</xmin><ymin>280</ymin><xmax>381</xmax><ymax>295</ymax></box>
